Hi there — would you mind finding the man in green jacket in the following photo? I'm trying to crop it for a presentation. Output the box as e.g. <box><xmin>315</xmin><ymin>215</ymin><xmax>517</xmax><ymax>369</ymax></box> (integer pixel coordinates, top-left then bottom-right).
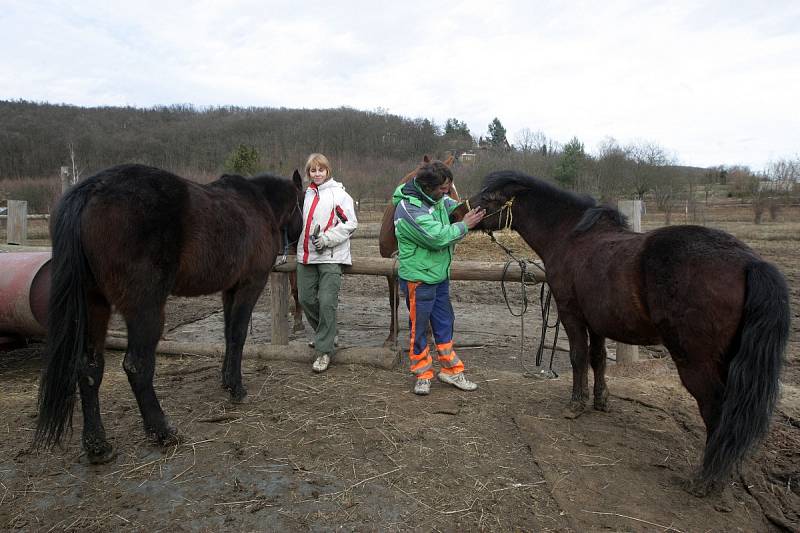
<box><xmin>392</xmin><ymin>160</ymin><xmax>485</xmax><ymax>395</ymax></box>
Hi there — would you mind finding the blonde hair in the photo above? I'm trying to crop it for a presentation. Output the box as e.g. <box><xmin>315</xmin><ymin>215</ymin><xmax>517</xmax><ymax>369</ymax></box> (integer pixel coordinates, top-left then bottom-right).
<box><xmin>305</xmin><ymin>153</ymin><xmax>332</xmax><ymax>178</ymax></box>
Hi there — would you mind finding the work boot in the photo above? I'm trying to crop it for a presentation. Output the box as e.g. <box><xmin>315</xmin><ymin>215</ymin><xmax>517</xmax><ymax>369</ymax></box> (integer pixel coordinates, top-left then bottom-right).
<box><xmin>437</xmin><ymin>372</ymin><xmax>478</xmax><ymax>391</ymax></box>
<box><xmin>312</xmin><ymin>354</ymin><xmax>330</xmax><ymax>373</ymax></box>
<box><xmin>414</xmin><ymin>378</ymin><xmax>431</xmax><ymax>395</ymax></box>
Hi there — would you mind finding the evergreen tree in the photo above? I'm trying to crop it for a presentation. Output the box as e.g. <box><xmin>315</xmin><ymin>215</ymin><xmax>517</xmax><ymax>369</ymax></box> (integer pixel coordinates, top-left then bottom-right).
<box><xmin>487</xmin><ymin>118</ymin><xmax>508</xmax><ymax>148</ymax></box>
<box><xmin>554</xmin><ymin>137</ymin><xmax>585</xmax><ymax>189</ymax></box>
<box><xmin>224</xmin><ymin>144</ymin><xmax>260</xmax><ymax>175</ymax></box>
<box><xmin>444</xmin><ymin>118</ymin><xmax>470</xmax><ymax>138</ymax></box>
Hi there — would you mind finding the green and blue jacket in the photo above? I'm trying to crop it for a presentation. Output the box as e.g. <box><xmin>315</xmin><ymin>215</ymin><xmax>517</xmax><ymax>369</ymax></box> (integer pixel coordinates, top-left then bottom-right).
<box><xmin>392</xmin><ymin>180</ymin><xmax>467</xmax><ymax>284</ymax></box>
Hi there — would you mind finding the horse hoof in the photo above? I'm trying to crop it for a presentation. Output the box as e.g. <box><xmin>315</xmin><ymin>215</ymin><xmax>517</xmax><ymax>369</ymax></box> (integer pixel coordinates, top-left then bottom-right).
<box><xmin>594</xmin><ymin>392</ymin><xmax>610</xmax><ymax>411</ymax></box>
<box><xmin>158</xmin><ymin>431</ymin><xmax>182</xmax><ymax>447</ymax></box>
<box><xmin>150</xmin><ymin>427</ymin><xmax>181</xmax><ymax>447</ymax></box>
<box><xmin>86</xmin><ymin>443</ymin><xmax>117</xmax><ymax>464</ymax></box>
<box><xmin>683</xmin><ymin>476</ymin><xmax>721</xmax><ymax>498</ymax></box>
<box><xmin>145</xmin><ymin>423</ymin><xmax>180</xmax><ymax>447</ymax></box>
<box><xmin>562</xmin><ymin>401</ymin><xmax>586</xmax><ymax>419</ymax></box>
<box><xmin>230</xmin><ymin>387</ymin><xmax>248</xmax><ymax>404</ymax></box>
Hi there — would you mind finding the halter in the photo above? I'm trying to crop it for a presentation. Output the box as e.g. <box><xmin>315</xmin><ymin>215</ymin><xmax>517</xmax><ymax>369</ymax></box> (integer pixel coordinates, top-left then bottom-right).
<box><xmin>465</xmin><ymin>196</ymin><xmax>515</xmax><ymax>233</ymax></box>
<box><xmin>276</xmin><ymin>198</ymin><xmax>302</xmax><ymax>266</ymax></box>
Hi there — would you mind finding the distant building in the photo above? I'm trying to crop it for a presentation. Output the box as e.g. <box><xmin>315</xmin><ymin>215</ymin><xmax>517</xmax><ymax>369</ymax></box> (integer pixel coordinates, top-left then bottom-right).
<box><xmin>460</xmin><ymin>152</ymin><xmax>476</xmax><ymax>164</ymax></box>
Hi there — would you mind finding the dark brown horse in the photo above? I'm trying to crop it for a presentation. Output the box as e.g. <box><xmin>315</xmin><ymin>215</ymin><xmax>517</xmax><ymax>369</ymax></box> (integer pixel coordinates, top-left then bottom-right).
<box><xmin>35</xmin><ymin>164</ymin><xmax>304</xmax><ymax>463</ymax></box>
<box><xmin>378</xmin><ymin>155</ymin><xmax>457</xmax><ymax>346</ymax></box>
<box><xmin>454</xmin><ymin>170</ymin><xmax>790</xmax><ymax>495</ymax></box>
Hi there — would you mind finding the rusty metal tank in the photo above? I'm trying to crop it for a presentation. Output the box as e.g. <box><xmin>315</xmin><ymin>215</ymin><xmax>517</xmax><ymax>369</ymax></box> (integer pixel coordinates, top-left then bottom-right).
<box><xmin>0</xmin><ymin>252</ymin><xmax>51</xmax><ymax>338</ymax></box>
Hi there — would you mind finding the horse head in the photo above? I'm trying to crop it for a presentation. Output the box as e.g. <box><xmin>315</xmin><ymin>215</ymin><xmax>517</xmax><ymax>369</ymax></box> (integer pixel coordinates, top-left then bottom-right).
<box><xmin>285</xmin><ymin>169</ymin><xmax>304</xmax><ymax>245</ymax></box>
<box><xmin>398</xmin><ymin>155</ymin><xmax>458</xmax><ymax>199</ymax></box>
<box><xmin>457</xmin><ymin>172</ymin><xmax>524</xmax><ymax>233</ymax></box>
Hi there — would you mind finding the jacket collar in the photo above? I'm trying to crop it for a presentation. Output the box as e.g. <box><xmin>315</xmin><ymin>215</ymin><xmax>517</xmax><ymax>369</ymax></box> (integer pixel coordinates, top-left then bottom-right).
<box><xmin>309</xmin><ymin>178</ymin><xmax>340</xmax><ymax>193</ymax></box>
<box><xmin>401</xmin><ymin>178</ymin><xmax>437</xmax><ymax>206</ymax></box>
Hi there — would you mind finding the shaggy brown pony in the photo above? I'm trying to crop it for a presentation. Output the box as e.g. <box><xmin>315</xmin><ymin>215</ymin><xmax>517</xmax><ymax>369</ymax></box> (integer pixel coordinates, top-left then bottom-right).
<box><xmin>454</xmin><ymin>170</ymin><xmax>790</xmax><ymax>496</ymax></box>
<box><xmin>35</xmin><ymin>164</ymin><xmax>304</xmax><ymax>463</ymax></box>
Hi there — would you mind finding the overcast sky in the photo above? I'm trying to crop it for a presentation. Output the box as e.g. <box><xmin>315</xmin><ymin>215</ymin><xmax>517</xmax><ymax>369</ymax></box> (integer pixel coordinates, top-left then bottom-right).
<box><xmin>1</xmin><ymin>0</ymin><xmax>798</xmax><ymax>170</ymax></box>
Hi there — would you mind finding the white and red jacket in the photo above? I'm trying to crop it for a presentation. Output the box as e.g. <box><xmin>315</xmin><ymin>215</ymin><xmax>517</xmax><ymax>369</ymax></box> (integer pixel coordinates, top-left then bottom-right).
<box><xmin>300</xmin><ymin>178</ymin><xmax>358</xmax><ymax>265</ymax></box>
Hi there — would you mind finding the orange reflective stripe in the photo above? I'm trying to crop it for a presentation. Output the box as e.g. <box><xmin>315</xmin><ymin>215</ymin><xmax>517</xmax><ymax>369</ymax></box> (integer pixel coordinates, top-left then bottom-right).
<box><xmin>439</xmin><ymin>365</ymin><xmax>462</xmax><ymax>375</ymax></box>
<box><xmin>439</xmin><ymin>347</ymin><xmax>464</xmax><ymax>372</ymax></box>
<box><xmin>411</xmin><ymin>359</ymin><xmax>432</xmax><ymax>373</ymax></box>
<box><xmin>417</xmin><ymin>369</ymin><xmax>434</xmax><ymax>380</ymax></box>
<box><xmin>410</xmin><ymin>348</ymin><xmax>430</xmax><ymax>361</ymax></box>
<box><xmin>436</xmin><ymin>341</ymin><xmax>453</xmax><ymax>352</ymax></box>
<box><xmin>408</xmin><ymin>281</ymin><xmax>419</xmax><ymax>353</ymax></box>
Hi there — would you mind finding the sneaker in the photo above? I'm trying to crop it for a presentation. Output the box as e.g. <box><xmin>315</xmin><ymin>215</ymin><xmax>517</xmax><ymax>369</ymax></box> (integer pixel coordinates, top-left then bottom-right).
<box><xmin>312</xmin><ymin>354</ymin><xmax>330</xmax><ymax>373</ymax></box>
<box><xmin>308</xmin><ymin>336</ymin><xmax>339</xmax><ymax>348</ymax></box>
<box><xmin>437</xmin><ymin>372</ymin><xmax>478</xmax><ymax>391</ymax></box>
<box><xmin>413</xmin><ymin>378</ymin><xmax>431</xmax><ymax>395</ymax></box>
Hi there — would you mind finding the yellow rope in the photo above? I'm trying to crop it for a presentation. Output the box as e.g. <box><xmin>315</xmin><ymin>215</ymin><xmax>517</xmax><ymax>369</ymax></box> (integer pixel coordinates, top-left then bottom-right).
<box><xmin>502</xmin><ymin>198</ymin><xmax>514</xmax><ymax>231</ymax></box>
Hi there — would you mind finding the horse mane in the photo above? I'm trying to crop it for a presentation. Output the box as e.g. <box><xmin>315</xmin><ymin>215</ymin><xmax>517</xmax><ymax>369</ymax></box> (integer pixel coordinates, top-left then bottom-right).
<box><xmin>215</xmin><ymin>172</ymin><xmax>297</xmax><ymax>218</ymax></box>
<box><xmin>482</xmin><ymin>170</ymin><xmax>628</xmax><ymax>233</ymax></box>
<box><xmin>482</xmin><ymin>170</ymin><xmax>595</xmax><ymax>208</ymax></box>
<box><xmin>573</xmin><ymin>206</ymin><xmax>629</xmax><ymax>234</ymax></box>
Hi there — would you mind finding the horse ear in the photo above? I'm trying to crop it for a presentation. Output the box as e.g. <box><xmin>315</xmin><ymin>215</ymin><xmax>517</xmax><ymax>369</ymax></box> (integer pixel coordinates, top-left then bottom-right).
<box><xmin>292</xmin><ymin>169</ymin><xmax>303</xmax><ymax>189</ymax></box>
<box><xmin>423</xmin><ymin>154</ymin><xmax>431</xmax><ymax>163</ymax></box>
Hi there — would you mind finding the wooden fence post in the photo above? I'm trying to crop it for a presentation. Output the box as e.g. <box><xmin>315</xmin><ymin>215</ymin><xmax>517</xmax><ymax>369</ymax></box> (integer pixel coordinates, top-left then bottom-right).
<box><xmin>270</xmin><ymin>272</ymin><xmax>290</xmax><ymax>345</ymax></box>
<box><xmin>60</xmin><ymin>166</ymin><xmax>71</xmax><ymax>195</ymax></box>
<box><xmin>6</xmin><ymin>200</ymin><xmax>28</xmax><ymax>245</ymax></box>
<box><xmin>616</xmin><ymin>200</ymin><xmax>642</xmax><ymax>364</ymax></box>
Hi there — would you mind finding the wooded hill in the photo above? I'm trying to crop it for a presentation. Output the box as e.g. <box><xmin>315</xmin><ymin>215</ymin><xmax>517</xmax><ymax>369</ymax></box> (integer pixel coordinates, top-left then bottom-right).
<box><xmin>3</xmin><ymin>100</ymin><xmax>754</xmax><ymax>218</ymax></box>
<box><xmin>0</xmin><ymin>100</ymin><xmax>471</xmax><ymax>180</ymax></box>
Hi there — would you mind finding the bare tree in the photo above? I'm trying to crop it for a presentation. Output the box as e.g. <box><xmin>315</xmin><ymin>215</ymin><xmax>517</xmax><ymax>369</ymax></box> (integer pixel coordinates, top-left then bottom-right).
<box><xmin>514</xmin><ymin>128</ymin><xmax>557</xmax><ymax>155</ymax></box>
<box><xmin>761</xmin><ymin>157</ymin><xmax>799</xmax><ymax>220</ymax></box>
<box><xmin>68</xmin><ymin>142</ymin><xmax>84</xmax><ymax>185</ymax></box>
<box><xmin>726</xmin><ymin>166</ymin><xmax>767</xmax><ymax>223</ymax></box>
<box><xmin>593</xmin><ymin>137</ymin><xmax>631</xmax><ymax>201</ymax></box>
<box><xmin>627</xmin><ymin>141</ymin><xmax>678</xmax><ymax>222</ymax></box>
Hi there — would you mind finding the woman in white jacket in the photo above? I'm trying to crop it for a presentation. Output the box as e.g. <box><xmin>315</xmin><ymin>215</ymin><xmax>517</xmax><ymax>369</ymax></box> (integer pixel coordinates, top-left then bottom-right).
<box><xmin>297</xmin><ymin>153</ymin><xmax>358</xmax><ymax>372</ymax></box>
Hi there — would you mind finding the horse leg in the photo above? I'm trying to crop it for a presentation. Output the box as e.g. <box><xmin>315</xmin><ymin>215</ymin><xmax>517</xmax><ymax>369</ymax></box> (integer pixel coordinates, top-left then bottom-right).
<box><xmin>221</xmin><ymin>282</ymin><xmax>265</xmax><ymax>402</ymax></box>
<box><xmin>383</xmin><ymin>274</ymin><xmax>397</xmax><ymax>348</ymax></box>
<box><xmin>221</xmin><ymin>292</ymin><xmax>234</xmax><ymax>381</ymax></box>
<box><xmin>561</xmin><ymin>319</ymin><xmax>590</xmax><ymax>419</ymax></box>
<box><xmin>78</xmin><ymin>291</ymin><xmax>116</xmax><ymax>463</ymax></box>
<box><xmin>671</xmin><ymin>355</ymin><xmax>726</xmax><ymax>496</ymax></box>
<box><xmin>290</xmin><ymin>271</ymin><xmax>304</xmax><ymax>333</ymax></box>
<box><xmin>589</xmin><ymin>331</ymin><xmax>609</xmax><ymax>411</ymax></box>
<box><xmin>123</xmin><ymin>307</ymin><xmax>178</xmax><ymax>445</ymax></box>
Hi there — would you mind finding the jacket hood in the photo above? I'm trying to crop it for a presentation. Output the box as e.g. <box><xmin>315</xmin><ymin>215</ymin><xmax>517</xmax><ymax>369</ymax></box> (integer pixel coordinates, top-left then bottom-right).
<box><xmin>392</xmin><ymin>179</ymin><xmax>435</xmax><ymax>207</ymax></box>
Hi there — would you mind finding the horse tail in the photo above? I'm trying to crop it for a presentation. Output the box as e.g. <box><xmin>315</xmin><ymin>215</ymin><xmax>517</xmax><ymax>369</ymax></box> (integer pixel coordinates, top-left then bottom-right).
<box><xmin>35</xmin><ymin>181</ymin><xmax>95</xmax><ymax>449</ymax></box>
<box><xmin>701</xmin><ymin>260</ymin><xmax>790</xmax><ymax>486</ymax></box>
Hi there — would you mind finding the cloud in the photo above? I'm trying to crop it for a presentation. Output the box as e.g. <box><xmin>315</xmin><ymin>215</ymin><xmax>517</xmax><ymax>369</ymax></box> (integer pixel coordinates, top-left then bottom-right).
<box><xmin>1</xmin><ymin>0</ymin><xmax>798</xmax><ymax>169</ymax></box>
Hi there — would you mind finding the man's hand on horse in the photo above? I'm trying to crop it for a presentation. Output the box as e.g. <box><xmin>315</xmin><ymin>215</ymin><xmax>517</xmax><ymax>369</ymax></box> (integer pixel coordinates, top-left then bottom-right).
<box><xmin>463</xmin><ymin>207</ymin><xmax>486</xmax><ymax>229</ymax></box>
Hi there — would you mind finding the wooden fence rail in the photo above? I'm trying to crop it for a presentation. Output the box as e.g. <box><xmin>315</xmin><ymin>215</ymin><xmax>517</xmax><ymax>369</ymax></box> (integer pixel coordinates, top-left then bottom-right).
<box><xmin>265</xmin><ymin>255</ymin><xmax>547</xmax><ymax>366</ymax></box>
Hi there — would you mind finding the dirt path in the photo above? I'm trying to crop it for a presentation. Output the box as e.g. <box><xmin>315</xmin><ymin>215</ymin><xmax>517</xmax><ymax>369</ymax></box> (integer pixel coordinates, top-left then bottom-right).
<box><xmin>2</xmin><ymin>347</ymin><xmax>797</xmax><ymax>531</ymax></box>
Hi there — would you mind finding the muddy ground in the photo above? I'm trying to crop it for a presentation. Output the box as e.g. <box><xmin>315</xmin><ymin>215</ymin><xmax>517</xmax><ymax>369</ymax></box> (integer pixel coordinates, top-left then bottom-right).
<box><xmin>1</xmin><ymin>204</ymin><xmax>799</xmax><ymax>532</ymax></box>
